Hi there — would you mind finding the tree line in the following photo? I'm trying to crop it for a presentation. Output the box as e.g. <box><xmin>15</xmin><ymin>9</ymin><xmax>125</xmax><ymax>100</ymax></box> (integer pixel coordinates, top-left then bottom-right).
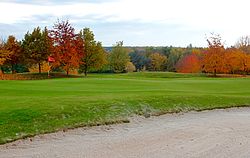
<box><xmin>0</xmin><ymin>20</ymin><xmax>125</xmax><ymax>76</ymax></box>
<box><xmin>1</xmin><ymin>20</ymin><xmax>250</xmax><ymax>76</ymax></box>
<box><xmin>128</xmin><ymin>34</ymin><xmax>250</xmax><ymax>76</ymax></box>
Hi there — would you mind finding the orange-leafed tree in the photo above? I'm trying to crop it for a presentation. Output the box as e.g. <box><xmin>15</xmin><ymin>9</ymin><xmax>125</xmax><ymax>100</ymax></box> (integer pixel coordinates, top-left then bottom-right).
<box><xmin>4</xmin><ymin>35</ymin><xmax>22</xmax><ymax>74</ymax></box>
<box><xmin>176</xmin><ymin>53</ymin><xmax>201</xmax><ymax>73</ymax></box>
<box><xmin>49</xmin><ymin>20</ymin><xmax>84</xmax><ymax>75</ymax></box>
<box><xmin>203</xmin><ymin>33</ymin><xmax>226</xmax><ymax>76</ymax></box>
<box><xmin>0</xmin><ymin>40</ymin><xmax>11</xmax><ymax>74</ymax></box>
<box><xmin>235</xmin><ymin>50</ymin><xmax>250</xmax><ymax>73</ymax></box>
<box><xmin>225</xmin><ymin>48</ymin><xmax>242</xmax><ymax>74</ymax></box>
<box><xmin>225</xmin><ymin>48</ymin><xmax>240</xmax><ymax>74</ymax></box>
<box><xmin>238</xmin><ymin>50</ymin><xmax>250</xmax><ymax>74</ymax></box>
<box><xmin>244</xmin><ymin>54</ymin><xmax>250</xmax><ymax>74</ymax></box>
<box><xmin>225</xmin><ymin>48</ymin><xmax>250</xmax><ymax>74</ymax></box>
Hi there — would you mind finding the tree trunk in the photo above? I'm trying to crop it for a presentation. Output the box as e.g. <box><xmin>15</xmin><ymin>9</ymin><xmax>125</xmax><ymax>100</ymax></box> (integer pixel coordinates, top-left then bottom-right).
<box><xmin>84</xmin><ymin>70</ymin><xmax>87</xmax><ymax>76</ymax></box>
<box><xmin>11</xmin><ymin>64</ymin><xmax>17</xmax><ymax>74</ymax></box>
<box><xmin>243</xmin><ymin>65</ymin><xmax>247</xmax><ymax>76</ymax></box>
<box><xmin>0</xmin><ymin>67</ymin><xmax>4</xmax><ymax>74</ymax></box>
<box><xmin>67</xmin><ymin>70</ymin><xmax>69</xmax><ymax>76</ymax></box>
<box><xmin>84</xmin><ymin>65</ymin><xmax>87</xmax><ymax>76</ymax></box>
<box><xmin>213</xmin><ymin>69</ymin><xmax>217</xmax><ymax>77</ymax></box>
<box><xmin>38</xmin><ymin>63</ymin><xmax>41</xmax><ymax>74</ymax></box>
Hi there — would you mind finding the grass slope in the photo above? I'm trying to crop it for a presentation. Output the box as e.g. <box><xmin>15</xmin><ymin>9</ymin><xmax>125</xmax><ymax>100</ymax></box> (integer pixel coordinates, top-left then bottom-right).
<box><xmin>0</xmin><ymin>72</ymin><xmax>250</xmax><ymax>144</ymax></box>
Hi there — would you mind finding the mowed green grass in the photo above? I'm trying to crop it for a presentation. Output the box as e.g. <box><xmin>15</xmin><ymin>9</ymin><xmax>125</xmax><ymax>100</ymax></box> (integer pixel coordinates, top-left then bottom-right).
<box><xmin>1</xmin><ymin>72</ymin><xmax>250</xmax><ymax>144</ymax></box>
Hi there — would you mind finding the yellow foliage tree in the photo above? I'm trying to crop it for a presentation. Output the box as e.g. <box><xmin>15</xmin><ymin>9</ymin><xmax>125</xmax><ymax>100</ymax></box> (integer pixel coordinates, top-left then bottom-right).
<box><xmin>126</xmin><ymin>62</ymin><xmax>136</xmax><ymax>72</ymax></box>
<box><xmin>149</xmin><ymin>53</ymin><xmax>167</xmax><ymax>71</ymax></box>
<box><xmin>28</xmin><ymin>61</ymin><xmax>51</xmax><ymax>73</ymax></box>
<box><xmin>225</xmin><ymin>48</ymin><xmax>250</xmax><ymax>74</ymax></box>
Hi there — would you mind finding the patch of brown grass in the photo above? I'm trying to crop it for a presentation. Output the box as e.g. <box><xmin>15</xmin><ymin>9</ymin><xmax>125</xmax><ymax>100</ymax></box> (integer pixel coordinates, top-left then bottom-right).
<box><xmin>0</xmin><ymin>73</ymin><xmax>82</xmax><ymax>80</ymax></box>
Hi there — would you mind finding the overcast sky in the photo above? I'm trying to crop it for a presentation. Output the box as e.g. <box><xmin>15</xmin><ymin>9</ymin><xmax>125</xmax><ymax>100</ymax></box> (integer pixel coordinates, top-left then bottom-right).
<box><xmin>0</xmin><ymin>0</ymin><xmax>250</xmax><ymax>47</ymax></box>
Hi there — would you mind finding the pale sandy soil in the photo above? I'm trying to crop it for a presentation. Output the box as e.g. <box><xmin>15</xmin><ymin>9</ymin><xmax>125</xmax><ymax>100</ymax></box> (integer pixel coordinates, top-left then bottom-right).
<box><xmin>1</xmin><ymin>107</ymin><xmax>250</xmax><ymax>158</ymax></box>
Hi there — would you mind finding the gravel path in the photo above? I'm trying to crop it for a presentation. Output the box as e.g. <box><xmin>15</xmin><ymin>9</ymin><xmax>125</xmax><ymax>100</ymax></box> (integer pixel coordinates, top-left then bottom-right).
<box><xmin>1</xmin><ymin>107</ymin><xmax>250</xmax><ymax>158</ymax></box>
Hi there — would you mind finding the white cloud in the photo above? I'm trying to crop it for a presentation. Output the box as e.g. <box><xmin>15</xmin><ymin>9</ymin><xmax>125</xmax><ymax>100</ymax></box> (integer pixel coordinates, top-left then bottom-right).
<box><xmin>0</xmin><ymin>0</ymin><xmax>250</xmax><ymax>46</ymax></box>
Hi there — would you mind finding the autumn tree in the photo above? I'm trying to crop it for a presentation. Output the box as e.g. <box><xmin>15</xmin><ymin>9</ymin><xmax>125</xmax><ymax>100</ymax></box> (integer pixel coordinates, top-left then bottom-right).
<box><xmin>4</xmin><ymin>35</ymin><xmax>22</xmax><ymax>73</ymax></box>
<box><xmin>225</xmin><ymin>48</ymin><xmax>250</xmax><ymax>74</ymax></box>
<box><xmin>0</xmin><ymin>40</ymin><xmax>11</xmax><ymax>74</ymax></box>
<box><xmin>109</xmin><ymin>41</ymin><xmax>130</xmax><ymax>73</ymax></box>
<box><xmin>242</xmin><ymin>53</ymin><xmax>250</xmax><ymax>74</ymax></box>
<box><xmin>176</xmin><ymin>52</ymin><xmax>201</xmax><ymax>73</ymax></box>
<box><xmin>149</xmin><ymin>53</ymin><xmax>167</xmax><ymax>71</ymax></box>
<box><xmin>22</xmin><ymin>27</ymin><xmax>51</xmax><ymax>73</ymax></box>
<box><xmin>203</xmin><ymin>34</ymin><xmax>226</xmax><ymax>76</ymax></box>
<box><xmin>28</xmin><ymin>61</ymin><xmax>51</xmax><ymax>73</ymax></box>
<box><xmin>125</xmin><ymin>61</ymin><xmax>136</xmax><ymax>72</ymax></box>
<box><xmin>79</xmin><ymin>28</ymin><xmax>107</xmax><ymax>76</ymax></box>
<box><xmin>49</xmin><ymin>20</ymin><xmax>84</xmax><ymax>75</ymax></box>
<box><xmin>167</xmin><ymin>48</ymin><xmax>183</xmax><ymax>71</ymax></box>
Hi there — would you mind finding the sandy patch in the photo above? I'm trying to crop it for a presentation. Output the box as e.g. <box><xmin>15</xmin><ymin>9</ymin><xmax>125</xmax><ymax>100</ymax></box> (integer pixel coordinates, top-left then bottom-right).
<box><xmin>1</xmin><ymin>107</ymin><xmax>250</xmax><ymax>158</ymax></box>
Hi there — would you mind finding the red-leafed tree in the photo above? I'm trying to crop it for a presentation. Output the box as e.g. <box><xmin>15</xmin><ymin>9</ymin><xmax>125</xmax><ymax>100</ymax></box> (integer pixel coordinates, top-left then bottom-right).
<box><xmin>49</xmin><ymin>20</ymin><xmax>84</xmax><ymax>75</ymax></box>
<box><xmin>176</xmin><ymin>53</ymin><xmax>201</xmax><ymax>73</ymax></box>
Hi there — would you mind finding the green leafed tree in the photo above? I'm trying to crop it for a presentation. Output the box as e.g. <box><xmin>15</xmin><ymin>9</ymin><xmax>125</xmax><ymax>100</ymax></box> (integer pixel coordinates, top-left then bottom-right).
<box><xmin>79</xmin><ymin>28</ymin><xmax>107</xmax><ymax>76</ymax></box>
<box><xmin>167</xmin><ymin>48</ymin><xmax>184</xmax><ymax>71</ymax></box>
<box><xmin>22</xmin><ymin>27</ymin><xmax>51</xmax><ymax>73</ymax></box>
<box><xmin>129</xmin><ymin>50</ymin><xmax>149</xmax><ymax>71</ymax></box>
<box><xmin>109</xmin><ymin>41</ymin><xmax>130</xmax><ymax>73</ymax></box>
